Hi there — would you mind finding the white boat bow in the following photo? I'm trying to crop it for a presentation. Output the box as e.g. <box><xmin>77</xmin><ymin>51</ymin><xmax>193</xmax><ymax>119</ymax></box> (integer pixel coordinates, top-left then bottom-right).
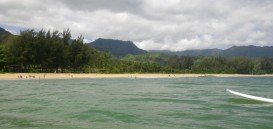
<box><xmin>226</xmin><ymin>89</ymin><xmax>273</xmax><ymax>103</ymax></box>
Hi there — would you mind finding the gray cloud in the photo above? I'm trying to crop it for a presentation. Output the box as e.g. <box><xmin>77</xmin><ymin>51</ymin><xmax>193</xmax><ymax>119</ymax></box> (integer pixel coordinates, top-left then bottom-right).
<box><xmin>59</xmin><ymin>0</ymin><xmax>142</xmax><ymax>13</ymax></box>
<box><xmin>0</xmin><ymin>0</ymin><xmax>273</xmax><ymax>51</ymax></box>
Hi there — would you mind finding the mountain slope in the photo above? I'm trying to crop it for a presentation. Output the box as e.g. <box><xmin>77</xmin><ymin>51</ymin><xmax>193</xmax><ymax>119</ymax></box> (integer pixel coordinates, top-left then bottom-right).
<box><xmin>222</xmin><ymin>45</ymin><xmax>273</xmax><ymax>58</ymax></box>
<box><xmin>150</xmin><ymin>45</ymin><xmax>273</xmax><ymax>58</ymax></box>
<box><xmin>0</xmin><ymin>27</ymin><xmax>12</xmax><ymax>43</ymax></box>
<box><xmin>150</xmin><ymin>49</ymin><xmax>223</xmax><ymax>56</ymax></box>
<box><xmin>0</xmin><ymin>27</ymin><xmax>11</xmax><ymax>35</ymax></box>
<box><xmin>176</xmin><ymin>49</ymin><xmax>222</xmax><ymax>56</ymax></box>
<box><xmin>88</xmin><ymin>38</ymin><xmax>147</xmax><ymax>57</ymax></box>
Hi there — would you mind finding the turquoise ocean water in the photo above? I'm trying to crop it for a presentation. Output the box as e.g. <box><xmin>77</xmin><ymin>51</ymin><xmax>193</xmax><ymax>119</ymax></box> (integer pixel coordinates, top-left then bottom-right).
<box><xmin>0</xmin><ymin>77</ymin><xmax>273</xmax><ymax>129</ymax></box>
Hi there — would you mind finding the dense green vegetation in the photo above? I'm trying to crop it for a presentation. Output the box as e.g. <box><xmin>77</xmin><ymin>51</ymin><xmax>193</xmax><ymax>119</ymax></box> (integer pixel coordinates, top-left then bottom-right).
<box><xmin>123</xmin><ymin>53</ymin><xmax>273</xmax><ymax>74</ymax></box>
<box><xmin>0</xmin><ymin>29</ymin><xmax>160</xmax><ymax>73</ymax></box>
<box><xmin>1</xmin><ymin>29</ymin><xmax>93</xmax><ymax>72</ymax></box>
<box><xmin>0</xmin><ymin>28</ymin><xmax>273</xmax><ymax>74</ymax></box>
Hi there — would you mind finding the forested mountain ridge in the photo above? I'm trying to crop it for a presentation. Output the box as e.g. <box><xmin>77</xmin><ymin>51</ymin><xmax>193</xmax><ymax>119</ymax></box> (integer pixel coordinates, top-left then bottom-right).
<box><xmin>176</xmin><ymin>49</ymin><xmax>222</xmax><ymax>57</ymax></box>
<box><xmin>222</xmin><ymin>45</ymin><xmax>273</xmax><ymax>58</ymax></box>
<box><xmin>150</xmin><ymin>45</ymin><xmax>273</xmax><ymax>58</ymax></box>
<box><xmin>88</xmin><ymin>38</ymin><xmax>147</xmax><ymax>57</ymax></box>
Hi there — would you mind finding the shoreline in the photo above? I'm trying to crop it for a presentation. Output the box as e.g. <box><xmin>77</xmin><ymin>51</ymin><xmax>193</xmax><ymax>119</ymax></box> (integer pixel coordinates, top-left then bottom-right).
<box><xmin>0</xmin><ymin>73</ymin><xmax>273</xmax><ymax>80</ymax></box>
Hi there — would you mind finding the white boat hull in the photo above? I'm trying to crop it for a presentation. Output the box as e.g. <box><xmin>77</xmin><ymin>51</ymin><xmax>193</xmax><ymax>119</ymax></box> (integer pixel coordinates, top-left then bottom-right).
<box><xmin>226</xmin><ymin>89</ymin><xmax>273</xmax><ymax>103</ymax></box>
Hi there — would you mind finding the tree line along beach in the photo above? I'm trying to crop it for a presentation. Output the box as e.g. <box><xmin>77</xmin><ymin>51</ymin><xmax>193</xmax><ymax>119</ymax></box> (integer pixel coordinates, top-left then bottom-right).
<box><xmin>0</xmin><ymin>73</ymin><xmax>273</xmax><ymax>80</ymax></box>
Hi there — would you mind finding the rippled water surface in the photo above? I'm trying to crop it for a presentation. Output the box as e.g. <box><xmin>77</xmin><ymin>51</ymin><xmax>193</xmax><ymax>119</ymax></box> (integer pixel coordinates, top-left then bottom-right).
<box><xmin>0</xmin><ymin>77</ymin><xmax>273</xmax><ymax>129</ymax></box>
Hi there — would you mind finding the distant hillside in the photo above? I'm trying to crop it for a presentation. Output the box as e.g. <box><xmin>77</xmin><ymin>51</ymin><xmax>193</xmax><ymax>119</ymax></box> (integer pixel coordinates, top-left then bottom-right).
<box><xmin>149</xmin><ymin>50</ymin><xmax>175</xmax><ymax>55</ymax></box>
<box><xmin>0</xmin><ymin>27</ymin><xmax>12</xmax><ymax>43</ymax></box>
<box><xmin>150</xmin><ymin>45</ymin><xmax>273</xmax><ymax>58</ymax></box>
<box><xmin>176</xmin><ymin>49</ymin><xmax>222</xmax><ymax>56</ymax></box>
<box><xmin>150</xmin><ymin>48</ymin><xmax>222</xmax><ymax>56</ymax></box>
<box><xmin>0</xmin><ymin>27</ymin><xmax>11</xmax><ymax>35</ymax></box>
<box><xmin>222</xmin><ymin>45</ymin><xmax>273</xmax><ymax>58</ymax></box>
<box><xmin>88</xmin><ymin>38</ymin><xmax>147</xmax><ymax>57</ymax></box>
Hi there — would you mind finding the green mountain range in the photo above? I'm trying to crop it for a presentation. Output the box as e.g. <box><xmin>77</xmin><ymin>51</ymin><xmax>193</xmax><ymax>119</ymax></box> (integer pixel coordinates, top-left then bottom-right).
<box><xmin>222</xmin><ymin>45</ymin><xmax>273</xmax><ymax>58</ymax></box>
<box><xmin>150</xmin><ymin>45</ymin><xmax>273</xmax><ymax>58</ymax></box>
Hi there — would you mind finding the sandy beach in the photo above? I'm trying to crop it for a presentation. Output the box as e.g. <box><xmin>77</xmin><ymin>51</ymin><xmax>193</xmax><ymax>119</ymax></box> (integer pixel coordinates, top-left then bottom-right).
<box><xmin>0</xmin><ymin>73</ymin><xmax>272</xmax><ymax>80</ymax></box>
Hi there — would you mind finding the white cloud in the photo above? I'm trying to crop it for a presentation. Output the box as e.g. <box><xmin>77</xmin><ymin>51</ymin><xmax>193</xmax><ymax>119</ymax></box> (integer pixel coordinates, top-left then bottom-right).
<box><xmin>0</xmin><ymin>0</ymin><xmax>273</xmax><ymax>51</ymax></box>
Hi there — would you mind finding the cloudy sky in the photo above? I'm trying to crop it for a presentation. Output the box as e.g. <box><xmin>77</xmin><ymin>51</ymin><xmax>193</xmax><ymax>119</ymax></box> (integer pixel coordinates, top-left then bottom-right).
<box><xmin>1</xmin><ymin>0</ymin><xmax>273</xmax><ymax>51</ymax></box>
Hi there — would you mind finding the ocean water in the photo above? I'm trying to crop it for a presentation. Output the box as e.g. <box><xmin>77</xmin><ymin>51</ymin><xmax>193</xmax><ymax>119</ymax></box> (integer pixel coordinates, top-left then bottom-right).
<box><xmin>0</xmin><ymin>77</ymin><xmax>273</xmax><ymax>129</ymax></box>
